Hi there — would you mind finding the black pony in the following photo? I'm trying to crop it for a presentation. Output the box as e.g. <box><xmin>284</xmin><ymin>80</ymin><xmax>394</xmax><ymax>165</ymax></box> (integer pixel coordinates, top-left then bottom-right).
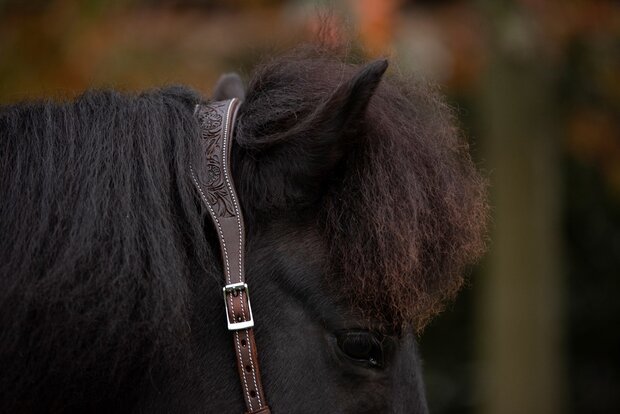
<box><xmin>0</xmin><ymin>48</ymin><xmax>487</xmax><ymax>413</ymax></box>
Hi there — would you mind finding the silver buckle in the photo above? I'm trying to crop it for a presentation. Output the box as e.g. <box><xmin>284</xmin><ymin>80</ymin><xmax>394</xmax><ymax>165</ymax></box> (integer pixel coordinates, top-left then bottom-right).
<box><xmin>223</xmin><ymin>282</ymin><xmax>254</xmax><ymax>330</ymax></box>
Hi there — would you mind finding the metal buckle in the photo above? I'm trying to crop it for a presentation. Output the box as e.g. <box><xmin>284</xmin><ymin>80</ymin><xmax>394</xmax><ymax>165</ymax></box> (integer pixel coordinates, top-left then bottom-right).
<box><xmin>223</xmin><ymin>282</ymin><xmax>254</xmax><ymax>330</ymax></box>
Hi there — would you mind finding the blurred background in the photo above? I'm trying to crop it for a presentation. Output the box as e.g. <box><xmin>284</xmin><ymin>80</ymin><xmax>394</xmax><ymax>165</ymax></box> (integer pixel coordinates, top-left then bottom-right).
<box><xmin>1</xmin><ymin>0</ymin><xmax>618</xmax><ymax>413</ymax></box>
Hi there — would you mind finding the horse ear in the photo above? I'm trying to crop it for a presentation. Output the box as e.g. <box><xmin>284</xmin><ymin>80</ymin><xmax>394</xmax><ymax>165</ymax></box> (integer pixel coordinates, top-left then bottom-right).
<box><xmin>235</xmin><ymin>60</ymin><xmax>388</xmax><ymax>214</ymax></box>
<box><xmin>310</xmin><ymin>58</ymin><xmax>388</xmax><ymax>134</ymax></box>
<box><xmin>275</xmin><ymin>58</ymin><xmax>389</xmax><ymax>166</ymax></box>
<box><xmin>286</xmin><ymin>58</ymin><xmax>388</xmax><ymax>177</ymax></box>
<box><xmin>212</xmin><ymin>73</ymin><xmax>246</xmax><ymax>100</ymax></box>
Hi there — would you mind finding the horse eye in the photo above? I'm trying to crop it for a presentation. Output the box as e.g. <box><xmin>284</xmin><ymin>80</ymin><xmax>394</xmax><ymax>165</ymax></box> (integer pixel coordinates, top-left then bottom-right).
<box><xmin>335</xmin><ymin>330</ymin><xmax>384</xmax><ymax>368</ymax></box>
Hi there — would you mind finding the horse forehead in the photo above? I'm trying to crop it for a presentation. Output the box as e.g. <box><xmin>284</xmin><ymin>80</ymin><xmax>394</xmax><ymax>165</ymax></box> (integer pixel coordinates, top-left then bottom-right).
<box><xmin>250</xmin><ymin>221</ymin><xmax>327</xmax><ymax>270</ymax></box>
<box><xmin>244</xmin><ymin>221</ymin><xmax>328</xmax><ymax>294</ymax></box>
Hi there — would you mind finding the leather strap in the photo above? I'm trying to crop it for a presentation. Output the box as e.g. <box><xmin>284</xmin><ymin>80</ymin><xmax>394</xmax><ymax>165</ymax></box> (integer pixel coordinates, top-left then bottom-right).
<box><xmin>190</xmin><ymin>99</ymin><xmax>271</xmax><ymax>414</ymax></box>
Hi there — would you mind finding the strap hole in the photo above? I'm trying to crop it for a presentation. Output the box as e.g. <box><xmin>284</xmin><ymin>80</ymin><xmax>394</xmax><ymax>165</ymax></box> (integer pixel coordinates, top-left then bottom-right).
<box><xmin>245</xmin><ymin>364</ymin><xmax>252</xmax><ymax>373</ymax></box>
<box><xmin>240</xmin><ymin>339</ymin><xmax>247</xmax><ymax>347</ymax></box>
<box><xmin>236</xmin><ymin>315</ymin><xmax>243</xmax><ymax>322</ymax></box>
<box><xmin>232</xmin><ymin>290</ymin><xmax>239</xmax><ymax>297</ymax></box>
<box><xmin>250</xmin><ymin>390</ymin><xmax>257</xmax><ymax>398</ymax></box>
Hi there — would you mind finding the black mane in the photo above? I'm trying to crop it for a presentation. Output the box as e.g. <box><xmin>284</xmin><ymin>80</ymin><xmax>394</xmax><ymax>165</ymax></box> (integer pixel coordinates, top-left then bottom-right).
<box><xmin>0</xmin><ymin>87</ymin><xmax>208</xmax><ymax>410</ymax></box>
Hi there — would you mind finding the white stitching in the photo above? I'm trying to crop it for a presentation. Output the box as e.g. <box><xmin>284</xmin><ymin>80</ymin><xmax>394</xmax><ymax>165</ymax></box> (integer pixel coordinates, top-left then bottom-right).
<box><xmin>245</xmin><ymin>329</ymin><xmax>263</xmax><ymax>407</ymax></box>
<box><xmin>220</xmin><ymin>99</ymin><xmax>245</xmax><ymax>283</ymax></box>
<box><xmin>193</xmin><ymin>100</ymin><xmax>263</xmax><ymax>410</ymax></box>
<box><xmin>189</xmin><ymin>164</ymin><xmax>231</xmax><ymax>283</ymax></box>
<box><xmin>191</xmin><ymin>163</ymin><xmax>237</xmax><ymax>336</ymax></box>
<box><xmin>235</xmin><ymin>330</ymin><xmax>253</xmax><ymax>411</ymax></box>
<box><xmin>221</xmin><ymin>100</ymin><xmax>264</xmax><ymax>408</ymax></box>
<box><xmin>190</xmin><ymin>164</ymin><xmax>237</xmax><ymax>347</ymax></box>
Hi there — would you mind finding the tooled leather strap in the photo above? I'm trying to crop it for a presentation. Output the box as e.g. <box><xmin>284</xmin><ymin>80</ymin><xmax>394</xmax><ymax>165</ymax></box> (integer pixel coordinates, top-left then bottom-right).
<box><xmin>190</xmin><ymin>98</ymin><xmax>271</xmax><ymax>414</ymax></box>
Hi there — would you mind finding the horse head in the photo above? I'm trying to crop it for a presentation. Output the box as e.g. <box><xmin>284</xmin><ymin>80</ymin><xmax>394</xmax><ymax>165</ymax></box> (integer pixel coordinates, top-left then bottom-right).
<box><xmin>204</xmin><ymin>51</ymin><xmax>487</xmax><ymax>413</ymax></box>
<box><xmin>0</xmin><ymin>49</ymin><xmax>487</xmax><ymax>413</ymax></box>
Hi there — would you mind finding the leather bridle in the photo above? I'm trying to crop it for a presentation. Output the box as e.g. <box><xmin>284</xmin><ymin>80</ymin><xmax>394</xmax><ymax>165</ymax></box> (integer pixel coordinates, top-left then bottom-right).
<box><xmin>190</xmin><ymin>99</ymin><xmax>271</xmax><ymax>414</ymax></box>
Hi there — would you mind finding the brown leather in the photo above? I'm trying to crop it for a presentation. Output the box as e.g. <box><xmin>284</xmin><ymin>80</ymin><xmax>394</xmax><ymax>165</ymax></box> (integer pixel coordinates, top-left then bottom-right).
<box><xmin>247</xmin><ymin>407</ymin><xmax>273</xmax><ymax>414</ymax></box>
<box><xmin>191</xmin><ymin>99</ymin><xmax>271</xmax><ymax>414</ymax></box>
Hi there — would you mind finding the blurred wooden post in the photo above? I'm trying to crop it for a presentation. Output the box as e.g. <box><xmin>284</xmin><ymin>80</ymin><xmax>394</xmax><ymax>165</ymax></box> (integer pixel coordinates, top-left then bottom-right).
<box><xmin>477</xmin><ymin>1</ymin><xmax>565</xmax><ymax>414</ymax></box>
